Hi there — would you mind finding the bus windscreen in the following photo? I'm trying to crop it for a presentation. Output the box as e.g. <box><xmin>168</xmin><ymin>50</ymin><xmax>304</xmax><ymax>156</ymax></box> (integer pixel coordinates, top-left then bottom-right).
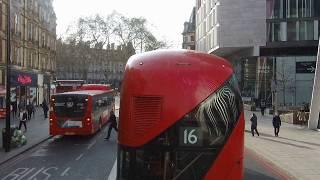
<box><xmin>53</xmin><ymin>95</ymin><xmax>88</xmax><ymax>118</ymax></box>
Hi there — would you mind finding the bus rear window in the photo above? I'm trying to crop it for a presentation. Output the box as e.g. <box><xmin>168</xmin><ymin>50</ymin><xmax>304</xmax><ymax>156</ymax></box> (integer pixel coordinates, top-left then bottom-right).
<box><xmin>53</xmin><ymin>95</ymin><xmax>88</xmax><ymax>118</ymax></box>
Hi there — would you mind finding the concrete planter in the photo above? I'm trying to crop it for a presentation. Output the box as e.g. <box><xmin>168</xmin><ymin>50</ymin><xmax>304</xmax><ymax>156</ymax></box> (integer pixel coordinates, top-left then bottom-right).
<box><xmin>279</xmin><ymin>112</ymin><xmax>310</xmax><ymax>125</ymax></box>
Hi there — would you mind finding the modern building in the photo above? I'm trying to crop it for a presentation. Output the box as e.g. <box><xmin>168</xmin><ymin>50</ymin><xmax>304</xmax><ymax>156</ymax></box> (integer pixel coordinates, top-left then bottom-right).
<box><xmin>56</xmin><ymin>41</ymin><xmax>135</xmax><ymax>88</ymax></box>
<box><xmin>182</xmin><ymin>7</ymin><xmax>196</xmax><ymax>50</ymax></box>
<box><xmin>309</xmin><ymin>39</ymin><xmax>320</xmax><ymax>129</ymax></box>
<box><xmin>0</xmin><ymin>0</ymin><xmax>56</xmax><ymax>106</ymax></box>
<box><xmin>196</xmin><ymin>0</ymin><xmax>320</xmax><ymax>108</ymax></box>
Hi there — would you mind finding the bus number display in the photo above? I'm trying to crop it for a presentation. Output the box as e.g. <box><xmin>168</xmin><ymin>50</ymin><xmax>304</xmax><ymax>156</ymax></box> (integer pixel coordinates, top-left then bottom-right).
<box><xmin>179</xmin><ymin>127</ymin><xmax>203</xmax><ymax>146</ymax></box>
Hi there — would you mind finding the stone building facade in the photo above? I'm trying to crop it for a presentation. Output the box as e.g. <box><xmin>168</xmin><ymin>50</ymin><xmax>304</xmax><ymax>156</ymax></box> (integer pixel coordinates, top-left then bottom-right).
<box><xmin>182</xmin><ymin>7</ymin><xmax>196</xmax><ymax>50</ymax></box>
<box><xmin>0</xmin><ymin>0</ymin><xmax>56</xmax><ymax>106</ymax></box>
<box><xmin>56</xmin><ymin>41</ymin><xmax>135</xmax><ymax>88</ymax></box>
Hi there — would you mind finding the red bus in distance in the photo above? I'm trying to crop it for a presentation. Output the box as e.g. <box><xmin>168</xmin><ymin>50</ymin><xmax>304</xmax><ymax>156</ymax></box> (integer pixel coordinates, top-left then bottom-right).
<box><xmin>54</xmin><ymin>80</ymin><xmax>85</xmax><ymax>93</ymax></box>
<box><xmin>49</xmin><ymin>89</ymin><xmax>115</xmax><ymax>136</ymax></box>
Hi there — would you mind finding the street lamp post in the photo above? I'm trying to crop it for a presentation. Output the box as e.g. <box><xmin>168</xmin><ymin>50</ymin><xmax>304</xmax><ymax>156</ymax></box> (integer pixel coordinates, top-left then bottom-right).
<box><xmin>4</xmin><ymin>0</ymin><xmax>11</xmax><ymax>152</ymax></box>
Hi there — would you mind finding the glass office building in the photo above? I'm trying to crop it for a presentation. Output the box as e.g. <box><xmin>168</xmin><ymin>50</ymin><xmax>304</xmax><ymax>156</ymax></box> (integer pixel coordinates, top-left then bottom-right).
<box><xmin>196</xmin><ymin>0</ymin><xmax>320</xmax><ymax>107</ymax></box>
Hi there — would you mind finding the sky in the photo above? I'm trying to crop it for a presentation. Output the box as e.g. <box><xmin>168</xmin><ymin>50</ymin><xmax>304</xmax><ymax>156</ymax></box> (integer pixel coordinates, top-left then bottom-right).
<box><xmin>53</xmin><ymin>0</ymin><xmax>196</xmax><ymax>48</ymax></box>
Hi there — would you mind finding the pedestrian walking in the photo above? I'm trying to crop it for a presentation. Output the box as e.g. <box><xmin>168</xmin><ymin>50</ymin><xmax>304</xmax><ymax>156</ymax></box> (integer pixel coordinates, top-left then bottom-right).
<box><xmin>18</xmin><ymin>101</ymin><xmax>23</xmax><ymax>114</ymax></box>
<box><xmin>26</xmin><ymin>102</ymin><xmax>33</xmax><ymax>120</ymax></box>
<box><xmin>104</xmin><ymin>110</ymin><xmax>118</xmax><ymax>140</ymax></box>
<box><xmin>250</xmin><ymin>113</ymin><xmax>259</xmax><ymax>136</ymax></box>
<box><xmin>18</xmin><ymin>109</ymin><xmax>28</xmax><ymax>131</ymax></box>
<box><xmin>260</xmin><ymin>100</ymin><xmax>266</xmax><ymax>116</ymax></box>
<box><xmin>42</xmin><ymin>99</ymin><xmax>49</xmax><ymax>119</ymax></box>
<box><xmin>272</xmin><ymin>112</ymin><xmax>281</xmax><ymax>137</ymax></box>
<box><xmin>31</xmin><ymin>102</ymin><xmax>35</xmax><ymax>118</ymax></box>
<box><xmin>12</xmin><ymin>101</ymin><xmax>17</xmax><ymax>118</ymax></box>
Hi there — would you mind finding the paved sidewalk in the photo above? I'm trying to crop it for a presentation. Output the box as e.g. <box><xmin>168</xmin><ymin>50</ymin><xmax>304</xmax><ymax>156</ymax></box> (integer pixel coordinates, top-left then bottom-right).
<box><xmin>0</xmin><ymin>107</ymin><xmax>51</xmax><ymax>165</ymax></box>
<box><xmin>244</xmin><ymin>110</ymin><xmax>320</xmax><ymax>180</ymax></box>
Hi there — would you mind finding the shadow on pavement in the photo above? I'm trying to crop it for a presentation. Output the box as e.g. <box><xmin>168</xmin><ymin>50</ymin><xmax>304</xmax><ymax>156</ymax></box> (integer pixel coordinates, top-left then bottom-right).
<box><xmin>244</xmin><ymin>168</ymin><xmax>278</xmax><ymax>180</ymax></box>
<box><xmin>245</xmin><ymin>130</ymin><xmax>311</xmax><ymax>149</ymax></box>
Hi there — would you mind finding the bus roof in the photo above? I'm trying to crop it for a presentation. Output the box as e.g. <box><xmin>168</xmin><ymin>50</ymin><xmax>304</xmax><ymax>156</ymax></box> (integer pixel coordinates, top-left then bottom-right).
<box><xmin>79</xmin><ymin>84</ymin><xmax>111</xmax><ymax>91</ymax></box>
<box><xmin>54</xmin><ymin>80</ymin><xmax>85</xmax><ymax>82</ymax></box>
<box><xmin>53</xmin><ymin>90</ymin><xmax>113</xmax><ymax>96</ymax></box>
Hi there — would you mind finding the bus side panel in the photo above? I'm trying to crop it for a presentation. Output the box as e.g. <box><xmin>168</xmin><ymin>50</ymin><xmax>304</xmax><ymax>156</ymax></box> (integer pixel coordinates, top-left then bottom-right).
<box><xmin>204</xmin><ymin>112</ymin><xmax>245</xmax><ymax>180</ymax></box>
<box><xmin>91</xmin><ymin>92</ymin><xmax>114</xmax><ymax>133</ymax></box>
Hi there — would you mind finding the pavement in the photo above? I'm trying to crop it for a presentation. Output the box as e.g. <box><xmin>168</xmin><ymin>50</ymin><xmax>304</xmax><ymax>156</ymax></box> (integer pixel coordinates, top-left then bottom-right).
<box><xmin>0</xmin><ymin>107</ymin><xmax>51</xmax><ymax>165</ymax></box>
<box><xmin>244</xmin><ymin>109</ymin><xmax>320</xmax><ymax>180</ymax></box>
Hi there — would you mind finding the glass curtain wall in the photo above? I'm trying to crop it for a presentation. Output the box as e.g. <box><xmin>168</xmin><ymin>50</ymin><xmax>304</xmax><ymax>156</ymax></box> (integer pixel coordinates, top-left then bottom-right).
<box><xmin>267</xmin><ymin>0</ymin><xmax>319</xmax><ymax>42</ymax></box>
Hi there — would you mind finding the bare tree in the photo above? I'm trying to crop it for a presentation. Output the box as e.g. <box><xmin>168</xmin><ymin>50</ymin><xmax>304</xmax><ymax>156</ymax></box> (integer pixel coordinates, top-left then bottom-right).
<box><xmin>276</xmin><ymin>62</ymin><xmax>295</xmax><ymax>106</ymax></box>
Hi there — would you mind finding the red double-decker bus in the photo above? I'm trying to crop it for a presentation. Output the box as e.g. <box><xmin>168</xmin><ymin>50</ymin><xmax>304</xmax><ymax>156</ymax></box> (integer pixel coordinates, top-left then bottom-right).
<box><xmin>54</xmin><ymin>80</ymin><xmax>85</xmax><ymax>93</ymax></box>
<box><xmin>117</xmin><ymin>50</ymin><xmax>244</xmax><ymax>180</ymax></box>
<box><xmin>49</xmin><ymin>89</ymin><xmax>115</xmax><ymax>136</ymax></box>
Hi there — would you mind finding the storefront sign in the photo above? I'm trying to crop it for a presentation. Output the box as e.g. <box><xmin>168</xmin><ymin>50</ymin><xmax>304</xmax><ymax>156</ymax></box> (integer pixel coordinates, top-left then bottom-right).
<box><xmin>11</xmin><ymin>70</ymin><xmax>38</xmax><ymax>87</ymax></box>
<box><xmin>296</xmin><ymin>61</ymin><xmax>316</xmax><ymax>73</ymax></box>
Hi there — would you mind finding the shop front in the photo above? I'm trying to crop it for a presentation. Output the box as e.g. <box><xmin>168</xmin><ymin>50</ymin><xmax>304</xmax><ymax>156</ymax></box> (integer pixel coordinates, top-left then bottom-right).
<box><xmin>10</xmin><ymin>70</ymin><xmax>38</xmax><ymax>108</ymax></box>
<box><xmin>43</xmin><ymin>75</ymin><xmax>51</xmax><ymax>103</ymax></box>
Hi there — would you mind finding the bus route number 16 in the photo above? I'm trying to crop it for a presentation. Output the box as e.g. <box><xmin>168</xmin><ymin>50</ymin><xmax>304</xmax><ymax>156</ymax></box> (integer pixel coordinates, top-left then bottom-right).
<box><xmin>180</xmin><ymin>127</ymin><xmax>202</xmax><ymax>146</ymax></box>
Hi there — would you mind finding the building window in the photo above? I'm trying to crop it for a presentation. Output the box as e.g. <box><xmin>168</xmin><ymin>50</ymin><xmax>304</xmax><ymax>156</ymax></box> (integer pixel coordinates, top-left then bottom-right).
<box><xmin>197</xmin><ymin>0</ymin><xmax>201</xmax><ymax>9</ymax></box>
<box><xmin>267</xmin><ymin>0</ymin><xmax>284</xmax><ymax>19</ymax></box>
<box><xmin>287</xmin><ymin>0</ymin><xmax>298</xmax><ymax>18</ymax></box>
<box><xmin>191</xmin><ymin>35</ymin><xmax>195</xmax><ymax>42</ymax></box>
<box><xmin>287</xmin><ymin>21</ymin><xmax>298</xmax><ymax>41</ymax></box>
<box><xmin>1</xmin><ymin>40</ymin><xmax>5</xmax><ymax>63</ymax></box>
<box><xmin>318</xmin><ymin>20</ymin><xmax>320</xmax><ymax>39</ymax></box>
<box><xmin>315</xmin><ymin>0</ymin><xmax>320</xmax><ymax>17</ymax></box>
<box><xmin>298</xmin><ymin>0</ymin><xmax>313</xmax><ymax>18</ymax></box>
<box><xmin>183</xmin><ymin>36</ymin><xmax>187</xmax><ymax>43</ymax></box>
<box><xmin>273</xmin><ymin>23</ymin><xmax>281</xmax><ymax>41</ymax></box>
<box><xmin>299</xmin><ymin>20</ymin><xmax>314</xmax><ymax>40</ymax></box>
<box><xmin>14</xmin><ymin>14</ymin><xmax>18</xmax><ymax>33</ymax></box>
<box><xmin>267</xmin><ymin>22</ymin><xmax>287</xmax><ymax>42</ymax></box>
<box><xmin>1</xmin><ymin>9</ymin><xmax>6</xmax><ymax>32</ymax></box>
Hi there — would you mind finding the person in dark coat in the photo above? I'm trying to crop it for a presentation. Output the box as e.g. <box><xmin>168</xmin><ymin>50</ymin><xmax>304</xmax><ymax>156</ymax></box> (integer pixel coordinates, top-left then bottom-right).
<box><xmin>42</xmin><ymin>99</ymin><xmax>49</xmax><ymax>119</ymax></box>
<box><xmin>32</xmin><ymin>103</ymin><xmax>36</xmax><ymax>118</ymax></box>
<box><xmin>18</xmin><ymin>102</ymin><xmax>23</xmax><ymax>114</ymax></box>
<box><xmin>250</xmin><ymin>113</ymin><xmax>259</xmax><ymax>136</ymax></box>
<box><xmin>27</xmin><ymin>103</ymin><xmax>33</xmax><ymax>120</ymax></box>
<box><xmin>273</xmin><ymin>112</ymin><xmax>281</xmax><ymax>137</ymax></box>
<box><xmin>260</xmin><ymin>100</ymin><xmax>266</xmax><ymax>116</ymax></box>
<box><xmin>12</xmin><ymin>101</ymin><xmax>17</xmax><ymax>118</ymax></box>
<box><xmin>18</xmin><ymin>109</ymin><xmax>28</xmax><ymax>131</ymax></box>
<box><xmin>104</xmin><ymin>110</ymin><xmax>118</xmax><ymax>140</ymax></box>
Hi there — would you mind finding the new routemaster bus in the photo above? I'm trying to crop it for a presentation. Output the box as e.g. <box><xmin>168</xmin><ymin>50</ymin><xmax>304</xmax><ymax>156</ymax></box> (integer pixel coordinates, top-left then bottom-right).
<box><xmin>117</xmin><ymin>50</ymin><xmax>244</xmax><ymax>180</ymax></box>
<box><xmin>49</xmin><ymin>89</ymin><xmax>115</xmax><ymax>136</ymax></box>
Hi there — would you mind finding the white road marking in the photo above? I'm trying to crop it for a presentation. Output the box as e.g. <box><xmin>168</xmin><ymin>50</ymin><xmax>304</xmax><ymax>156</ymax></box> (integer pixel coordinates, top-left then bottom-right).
<box><xmin>31</xmin><ymin>149</ymin><xmax>48</xmax><ymax>157</ymax></box>
<box><xmin>75</xmin><ymin>153</ymin><xmax>84</xmax><ymax>161</ymax></box>
<box><xmin>60</xmin><ymin>167</ymin><xmax>71</xmax><ymax>176</ymax></box>
<box><xmin>17</xmin><ymin>168</ymin><xmax>35</xmax><ymax>180</ymax></box>
<box><xmin>107</xmin><ymin>160</ymin><xmax>117</xmax><ymax>180</ymax></box>
<box><xmin>1</xmin><ymin>168</ymin><xmax>29</xmax><ymax>180</ymax></box>
<box><xmin>42</xmin><ymin>167</ymin><xmax>58</xmax><ymax>180</ymax></box>
<box><xmin>26</xmin><ymin>167</ymin><xmax>45</xmax><ymax>180</ymax></box>
<box><xmin>2</xmin><ymin>167</ymin><xmax>60</xmax><ymax>180</ymax></box>
<box><xmin>87</xmin><ymin>140</ymin><xmax>97</xmax><ymax>150</ymax></box>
